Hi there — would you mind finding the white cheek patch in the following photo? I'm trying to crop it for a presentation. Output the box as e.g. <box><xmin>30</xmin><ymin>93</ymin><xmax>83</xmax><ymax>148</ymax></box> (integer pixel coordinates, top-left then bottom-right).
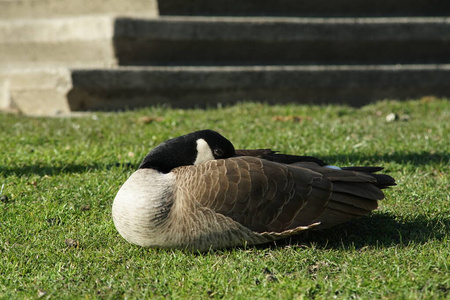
<box><xmin>194</xmin><ymin>138</ymin><xmax>215</xmax><ymax>165</ymax></box>
<box><xmin>325</xmin><ymin>165</ymin><xmax>342</xmax><ymax>170</ymax></box>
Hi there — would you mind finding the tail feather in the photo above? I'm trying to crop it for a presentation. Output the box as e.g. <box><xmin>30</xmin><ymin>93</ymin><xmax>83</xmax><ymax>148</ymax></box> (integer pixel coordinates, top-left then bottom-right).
<box><xmin>330</xmin><ymin>192</ymin><xmax>378</xmax><ymax>211</ymax></box>
<box><xmin>340</xmin><ymin>166</ymin><xmax>396</xmax><ymax>189</ymax></box>
<box><xmin>341</xmin><ymin>166</ymin><xmax>384</xmax><ymax>173</ymax></box>
<box><xmin>291</xmin><ymin>162</ymin><xmax>396</xmax><ymax>230</ymax></box>
<box><xmin>369</xmin><ymin>173</ymin><xmax>397</xmax><ymax>189</ymax></box>
<box><xmin>327</xmin><ymin>200</ymin><xmax>370</xmax><ymax>216</ymax></box>
<box><xmin>332</xmin><ymin>182</ymin><xmax>385</xmax><ymax>200</ymax></box>
<box><xmin>314</xmin><ymin>208</ymin><xmax>359</xmax><ymax>229</ymax></box>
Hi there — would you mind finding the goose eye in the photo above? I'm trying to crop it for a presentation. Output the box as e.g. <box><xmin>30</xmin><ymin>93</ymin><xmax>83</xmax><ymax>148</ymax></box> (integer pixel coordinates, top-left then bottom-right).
<box><xmin>213</xmin><ymin>148</ymin><xmax>224</xmax><ymax>157</ymax></box>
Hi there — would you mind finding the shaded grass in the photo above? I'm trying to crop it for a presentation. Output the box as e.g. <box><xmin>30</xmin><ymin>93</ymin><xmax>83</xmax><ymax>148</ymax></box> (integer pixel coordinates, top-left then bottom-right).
<box><xmin>0</xmin><ymin>98</ymin><xmax>449</xmax><ymax>299</ymax></box>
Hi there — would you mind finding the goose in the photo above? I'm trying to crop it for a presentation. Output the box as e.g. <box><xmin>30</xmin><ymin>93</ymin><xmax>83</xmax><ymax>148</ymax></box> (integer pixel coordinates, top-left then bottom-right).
<box><xmin>112</xmin><ymin>130</ymin><xmax>396</xmax><ymax>251</ymax></box>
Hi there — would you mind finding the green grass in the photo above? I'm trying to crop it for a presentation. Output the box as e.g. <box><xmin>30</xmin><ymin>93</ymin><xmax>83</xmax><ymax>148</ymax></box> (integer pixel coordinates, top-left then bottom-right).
<box><xmin>0</xmin><ymin>98</ymin><xmax>449</xmax><ymax>299</ymax></box>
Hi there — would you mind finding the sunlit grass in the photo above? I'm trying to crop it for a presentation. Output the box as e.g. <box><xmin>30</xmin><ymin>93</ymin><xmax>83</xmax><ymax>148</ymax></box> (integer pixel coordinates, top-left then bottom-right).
<box><xmin>0</xmin><ymin>98</ymin><xmax>448</xmax><ymax>299</ymax></box>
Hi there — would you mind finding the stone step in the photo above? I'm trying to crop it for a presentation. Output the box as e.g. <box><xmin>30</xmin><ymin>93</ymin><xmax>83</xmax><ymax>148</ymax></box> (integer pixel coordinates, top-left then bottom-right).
<box><xmin>2</xmin><ymin>0</ymin><xmax>449</xmax><ymax>19</ymax></box>
<box><xmin>0</xmin><ymin>16</ymin><xmax>116</xmax><ymax>69</ymax></box>
<box><xmin>0</xmin><ymin>0</ymin><xmax>157</xmax><ymax>19</ymax></box>
<box><xmin>2</xmin><ymin>16</ymin><xmax>450</xmax><ymax>68</ymax></box>
<box><xmin>115</xmin><ymin>16</ymin><xmax>450</xmax><ymax>65</ymax></box>
<box><xmin>158</xmin><ymin>0</ymin><xmax>450</xmax><ymax>17</ymax></box>
<box><xmin>2</xmin><ymin>65</ymin><xmax>449</xmax><ymax>115</ymax></box>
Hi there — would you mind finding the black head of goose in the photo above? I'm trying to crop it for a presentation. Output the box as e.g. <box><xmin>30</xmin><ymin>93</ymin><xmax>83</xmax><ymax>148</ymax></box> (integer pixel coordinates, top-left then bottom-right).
<box><xmin>112</xmin><ymin>130</ymin><xmax>396</xmax><ymax>251</ymax></box>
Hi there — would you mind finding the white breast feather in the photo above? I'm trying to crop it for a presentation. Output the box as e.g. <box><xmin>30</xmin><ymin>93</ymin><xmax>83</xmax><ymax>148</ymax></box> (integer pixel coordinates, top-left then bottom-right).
<box><xmin>112</xmin><ymin>169</ymin><xmax>175</xmax><ymax>247</ymax></box>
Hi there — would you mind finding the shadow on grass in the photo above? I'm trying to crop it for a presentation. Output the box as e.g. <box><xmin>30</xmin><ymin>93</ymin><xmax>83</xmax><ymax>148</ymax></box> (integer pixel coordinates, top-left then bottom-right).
<box><xmin>318</xmin><ymin>150</ymin><xmax>448</xmax><ymax>167</ymax></box>
<box><xmin>0</xmin><ymin>162</ymin><xmax>137</xmax><ymax>177</ymax></box>
<box><xmin>2</xmin><ymin>150</ymin><xmax>448</xmax><ymax>177</ymax></box>
<box><xmin>265</xmin><ymin>212</ymin><xmax>449</xmax><ymax>251</ymax></box>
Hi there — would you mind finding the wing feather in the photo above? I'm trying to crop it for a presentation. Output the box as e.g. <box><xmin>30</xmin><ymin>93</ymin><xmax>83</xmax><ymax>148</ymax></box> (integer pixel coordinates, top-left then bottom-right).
<box><xmin>174</xmin><ymin>156</ymin><xmax>394</xmax><ymax>237</ymax></box>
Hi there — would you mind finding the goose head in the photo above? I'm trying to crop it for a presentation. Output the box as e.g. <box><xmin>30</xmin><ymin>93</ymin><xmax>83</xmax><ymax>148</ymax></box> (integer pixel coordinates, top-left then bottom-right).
<box><xmin>138</xmin><ymin>130</ymin><xmax>236</xmax><ymax>173</ymax></box>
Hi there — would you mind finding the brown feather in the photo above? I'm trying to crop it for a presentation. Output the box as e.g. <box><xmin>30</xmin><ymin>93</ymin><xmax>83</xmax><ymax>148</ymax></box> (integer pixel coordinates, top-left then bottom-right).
<box><xmin>236</xmin><ymin>149</ymin><xmax>327</xmax><ymax>166</ymax></box>
<box><xmin>172</xmin><ymin>156</ymin><xmax>395</xmax><ymax>247</ymax></box>
<box><xmin>330</xmin><ymin>192</ymin><xmax>378</xmax><ymax>211</ymax></box>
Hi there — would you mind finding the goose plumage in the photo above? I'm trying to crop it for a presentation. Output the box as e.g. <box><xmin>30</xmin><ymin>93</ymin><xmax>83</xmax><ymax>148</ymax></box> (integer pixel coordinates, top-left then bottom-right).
<box><xmin>112</xmin><ymin>130</ymin><xmax>396</xmax><ymax>251</ymax></box>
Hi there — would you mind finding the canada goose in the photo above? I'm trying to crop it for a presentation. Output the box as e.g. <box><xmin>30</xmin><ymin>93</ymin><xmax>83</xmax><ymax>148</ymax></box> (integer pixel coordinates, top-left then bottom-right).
<box><xmin>112</xmin><ymin>130</ymin><xmax>396</xmax><ymax>251</ymax></box>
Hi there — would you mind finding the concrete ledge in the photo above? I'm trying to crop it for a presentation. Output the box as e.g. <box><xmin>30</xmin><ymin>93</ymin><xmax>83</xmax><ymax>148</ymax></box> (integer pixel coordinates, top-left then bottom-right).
<box><xmin>0</xmin><ymin>16</ymin><xmax>117</xmax><ymax>68</ymax></box>
<box><xmin>2</xmin><ymin>16</ymin><xmax>449</xmax><ymax>67</ymax></box>
<box><xmin>0</xmin><ymin>77</ymin><xmax>14</xmax><ymax>112</ymax></box>
<box><xmin>2</xmin><ymin>65</ymin><xmax>449</xmax><ymax>115</ymax></box>
<box><xmin>4</xmin><ymin>0</ymin><xmax>444</xmax><ymax>19</ymax></box>
<box><xmin>114</xmin><ymin>16</ymin><xmax>450</xmax><ymax>65</ymax></box>
<box><xmin>0</xmin><ymin>68</ymin><xmax>72</xmax><ymax>115</ymax></box>
<box><xmin>67</xmin><ymin>65</ymin><xmax>450</xmax><ymax>109</ymax></box>
<box><xmin>158</xmin><ymin>0</ymin><xmax>450</xmax><ymax>17</ymax></box>
<box><xmin>0</xmin><ymin>0</ymin><xmax>158</xmax><ymax>19</ymax></box>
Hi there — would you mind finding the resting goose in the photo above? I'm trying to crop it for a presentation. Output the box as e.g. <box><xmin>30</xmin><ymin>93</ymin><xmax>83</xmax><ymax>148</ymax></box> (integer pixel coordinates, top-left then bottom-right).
<box><xmin>112</xmin><ymin>130</ymin><xmax>395</xmax><ymax>251</ymax></box>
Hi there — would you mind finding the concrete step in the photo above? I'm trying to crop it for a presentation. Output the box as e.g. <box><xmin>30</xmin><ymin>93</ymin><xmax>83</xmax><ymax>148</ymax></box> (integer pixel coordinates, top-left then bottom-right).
<box><xmin>2</xmin><ymin>16</ymin><xmax>450</xmax><ymax>68</ymax></box>
<box><xmin>2</xmin><ymin>0</ymin><xmax>449</xmax><ymax>19</ymax></box>
<box><xmin>0</xmin><ymin>0</ymin><xmax>157</xmax><ymax>19</ymax></box>
<box><xmin>158</xmin><ymin>0</ymin><xmax>450</xmax><ymax>17</ymax></box>
<box><xmin>2</xmin><ymin>65</ymin><xmax>449</xmax><ymax>115</ymax></box>
<box><xmin>0</xmin><ymin>16</ymin><xmax>117</xmax><ymax>69</ymax></box>
<box><xmin>114</xmin><ymin>16</ymin><xmax>450</xmax><ymax>65</ymax></box>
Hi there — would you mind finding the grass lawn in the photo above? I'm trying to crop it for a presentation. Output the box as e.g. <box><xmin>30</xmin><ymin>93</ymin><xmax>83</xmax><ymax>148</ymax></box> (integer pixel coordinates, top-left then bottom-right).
<box><xmin>0</xmin><ymin>98</ymin><xmax>448</xmax><ymax>299</ymax></box>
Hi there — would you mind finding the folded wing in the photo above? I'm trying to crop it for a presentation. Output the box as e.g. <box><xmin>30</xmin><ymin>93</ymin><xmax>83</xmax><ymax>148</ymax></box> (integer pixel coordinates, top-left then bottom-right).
<box><xmin>177</xmin><ymin>156</ymin><xmax>394</xmax><ymax>236</ymax></box>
